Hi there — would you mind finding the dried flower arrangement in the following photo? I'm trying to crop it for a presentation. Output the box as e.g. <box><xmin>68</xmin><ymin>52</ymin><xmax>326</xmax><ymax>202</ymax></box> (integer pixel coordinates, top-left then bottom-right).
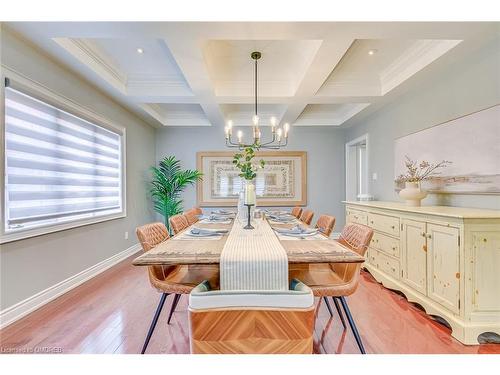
<box><xmin>396</xmin><ymin>155</ymin><xmax>452</xmax><ymax>183</ymax></box>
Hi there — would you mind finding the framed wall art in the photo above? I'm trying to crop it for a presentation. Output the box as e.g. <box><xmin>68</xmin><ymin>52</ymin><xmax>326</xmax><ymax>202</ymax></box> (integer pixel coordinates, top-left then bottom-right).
<box><xmin>394</xmin><ymin>104</ymin><xmax>500</xmax><ymax>194</ymax></box>
<box><xmin>197</xmin><ymin>151</ymin><xmax>307</xmax><ymax>207</ymax></box>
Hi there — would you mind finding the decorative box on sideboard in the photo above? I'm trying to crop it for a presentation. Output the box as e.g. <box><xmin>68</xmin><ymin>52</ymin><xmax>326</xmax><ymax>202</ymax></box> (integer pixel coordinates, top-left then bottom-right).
<box><xmin>344</xmin><ymin>201</ymin><xmax>500</xmax><ymax>345</ymax></box>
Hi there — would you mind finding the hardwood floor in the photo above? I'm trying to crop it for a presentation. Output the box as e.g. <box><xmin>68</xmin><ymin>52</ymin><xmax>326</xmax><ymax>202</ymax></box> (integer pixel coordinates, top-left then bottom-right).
<box><xmin>1</xmin><ymin>254</ymin><xmax>499</xmax><ymax>354</ymax></box>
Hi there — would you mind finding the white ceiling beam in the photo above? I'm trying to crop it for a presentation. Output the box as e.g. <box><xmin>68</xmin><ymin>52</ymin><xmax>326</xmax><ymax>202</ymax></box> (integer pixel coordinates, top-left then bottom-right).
<box><xmin>165</xmin><ymin>39</ymin><xmax>225</xmax><ymax>127</ymax></box>
<box><xmin>279</xmin><ymin>38</ymin><xmax>355</xmax><ymax>126</ymax></box>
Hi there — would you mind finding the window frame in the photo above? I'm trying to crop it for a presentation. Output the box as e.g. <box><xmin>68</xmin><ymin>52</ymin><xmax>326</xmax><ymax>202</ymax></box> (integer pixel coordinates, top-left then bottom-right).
<box><xmin>1</xmin><ymin>67</ymin><xmax>126</xmax><ymax>244</ymax></box>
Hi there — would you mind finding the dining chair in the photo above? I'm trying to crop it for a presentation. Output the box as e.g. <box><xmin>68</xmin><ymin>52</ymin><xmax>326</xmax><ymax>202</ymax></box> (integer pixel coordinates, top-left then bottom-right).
<box><xmin>136</xmin><ymin>222</ymin><xmax>219</xmax><ymax>354</ymax></box>
<box><xmin>184</xmin><ymin>208</ymin><xmax>200</xmax><ymax>226</ymax></box>
<box><xmin>299</xmin><ymin>209</ymin><xmax>314</xmax><ymax>225</ymax></box>
<box><xmin>193</xmin><ymin>207</ymin><xmax>203</xmax><ymax>216</ymax></box>
<box><xmin>291</xmin><ymin>206</ymin><xmax>303</xmax><ymax>219</ymax></box>
<box><xmin>188</xmin><ymin>279</ymin><xmax>315</xmax><ymax>354</ymax></box>
<box><xmin>288</xmin><ymin>223</ymin><xmax>373</xmax><ymax>353</ymax></box>
<box><xmin>169</xmin><ymin>214</ymin><xmax>189</xmax><ymax>235</ymax></box>
<box><xmin>315</xmin><ymin>214</ymin><xmax>336</xmax><ymax>237</ymax></box>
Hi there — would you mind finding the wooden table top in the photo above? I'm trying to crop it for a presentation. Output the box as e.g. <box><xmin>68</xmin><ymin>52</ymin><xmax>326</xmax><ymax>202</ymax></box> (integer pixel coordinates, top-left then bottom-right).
<box><xmin>132</xmin><ymin>217</ymin><xmax>364</xmax><ymax>266</ymax></box>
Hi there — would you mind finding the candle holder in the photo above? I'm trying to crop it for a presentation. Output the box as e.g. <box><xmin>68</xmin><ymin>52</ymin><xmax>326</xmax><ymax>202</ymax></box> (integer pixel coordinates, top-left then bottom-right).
<box><xmin>243</xmin><ymin>204</ymin><xmax>255</xmax><ymax>229</ymax></box>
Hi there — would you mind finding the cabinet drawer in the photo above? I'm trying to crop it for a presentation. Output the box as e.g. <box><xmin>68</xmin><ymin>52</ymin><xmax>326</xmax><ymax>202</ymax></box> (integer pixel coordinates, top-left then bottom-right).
<box><xmin>367</xmin><ymin>248</ymin><xmax>377</xmax><ymax>266</ymax></box>
<box><xmin>367</xmin><ymin>212</ymin><xmax>400</xmax><ymax>237</ymax></box>
<box><xmin>371</xmin><ymin>248</ymin><xmax>400</xmax><ymax>280</ymax></box>
<box><xmin>370</xmin><ymin>232</ymin><xmax>400</xmax><ymax>258</ymax></box>
<box><xmin>346</xmin><ymin>208</ymin><xmax>368</xmax><ymax>225</ymax></box>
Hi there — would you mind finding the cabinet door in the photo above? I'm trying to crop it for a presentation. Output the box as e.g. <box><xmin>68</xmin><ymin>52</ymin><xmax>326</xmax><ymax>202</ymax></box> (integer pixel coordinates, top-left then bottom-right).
<box><xmin>401</xmin><ymin>219</ymin><xmax>427</xmax><ymax>295</ymax></box>
<box><xmin>427</xmin><ymin>224</ymin><xmax>460</xmax><ymax>314</ymax></box>
<box><xmin>472</xmin><ymin>231</ymin><xmax>500</xmax><ymax>312</ymax></box>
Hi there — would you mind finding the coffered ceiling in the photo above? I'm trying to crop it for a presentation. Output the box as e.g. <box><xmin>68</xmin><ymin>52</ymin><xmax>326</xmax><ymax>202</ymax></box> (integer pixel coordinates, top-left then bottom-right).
<box><xmin>4</xmin><ymin>22</ymin><xmax>498</xmax><ymax>129</ymax></box>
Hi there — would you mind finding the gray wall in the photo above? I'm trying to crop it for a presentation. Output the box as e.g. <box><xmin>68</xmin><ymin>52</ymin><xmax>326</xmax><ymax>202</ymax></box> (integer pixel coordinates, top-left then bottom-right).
<box><xmin>345</xmin><ymin>37</ymin><xmax>500</xmax><ymax>209</ymax></box>
<box><xmin>0</xmin><ymin>28</ymin><xmax>156</xmax><ymax>309</ymax></box>
<box><xmin>155</xmin><ymin>124</ymin><xmax>347</xmax><ymax>229</ymax></box>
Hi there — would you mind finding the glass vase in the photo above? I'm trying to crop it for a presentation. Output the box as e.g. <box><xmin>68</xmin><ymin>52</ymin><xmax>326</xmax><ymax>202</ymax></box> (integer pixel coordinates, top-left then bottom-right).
<box><xmin>237</xmin><ymin>179</ymin><xmax>256</xmax><ymax>222</ymax></box>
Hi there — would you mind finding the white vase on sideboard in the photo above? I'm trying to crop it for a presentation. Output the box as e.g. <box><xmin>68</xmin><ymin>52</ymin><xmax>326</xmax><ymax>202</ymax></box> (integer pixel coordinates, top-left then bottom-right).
<box><xmin>399</xmin><ymin>181</ymin><xmax>428</xmax><ymax>206</ymax></box>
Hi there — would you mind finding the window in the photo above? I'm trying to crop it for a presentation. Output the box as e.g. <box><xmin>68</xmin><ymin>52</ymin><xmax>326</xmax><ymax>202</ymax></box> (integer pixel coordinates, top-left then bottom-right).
<box><xmin>2</xmin><ymin>78</ymin><xmax>125</xmax><ymax>242</ymax></box>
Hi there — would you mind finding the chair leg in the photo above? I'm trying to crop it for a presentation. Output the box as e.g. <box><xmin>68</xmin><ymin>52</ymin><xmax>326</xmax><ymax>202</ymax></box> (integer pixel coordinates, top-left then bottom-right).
<box><xmin>332</xmin><ymin>297</ymin><xmax>347</xmax><ymax>329</ymax></box>
<box><xmin>338</xmin><ymin>296</ymin><xmax>366</xmax><ymax>354</ymax></box>
<box><xmin>323</xmin><ymin>296</ymin><xmax>334</xmax><ymax>317</ymax></box>
<box><xmin>141</xmin><ymin>293</ymin><xmax>169</xmax><ymax>354</ymax></box>
<box><xmin>167</xmin><ymin>294</ymin><xmax>181</xmax><ymax>325</ymax></box>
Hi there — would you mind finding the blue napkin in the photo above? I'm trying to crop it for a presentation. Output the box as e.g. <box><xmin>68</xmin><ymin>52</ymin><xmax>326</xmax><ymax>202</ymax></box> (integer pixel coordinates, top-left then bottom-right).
<box><xmin>268</xmin><ymin>214</ymin><xmax>295</xmax><ymax>222</ymax></box>
<box><xmin>185</xmin><ymin>228</ymin><xmax>228</xmax><ymax>237</ymax></box>
<box><xmin>274</xmin><ymin>225</ymin><xmax>317</xmax><ymax>235</ymax></box>
<box><xmin>211</xmin><ymin>209</ymin><xmax>234</xmax><ymax>215</ymax></box>
<box><xmin>208</xmin><ymin>214</ymin><xmax>232</xmax><ymax>221</ymax></box>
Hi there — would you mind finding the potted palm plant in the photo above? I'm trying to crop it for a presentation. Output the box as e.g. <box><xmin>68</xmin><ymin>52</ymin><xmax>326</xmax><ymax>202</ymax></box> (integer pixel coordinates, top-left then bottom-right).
<box><xmin>150</xmin><ymin>156</ymin><xmax>203</xmax><ymax>234</ymax></box>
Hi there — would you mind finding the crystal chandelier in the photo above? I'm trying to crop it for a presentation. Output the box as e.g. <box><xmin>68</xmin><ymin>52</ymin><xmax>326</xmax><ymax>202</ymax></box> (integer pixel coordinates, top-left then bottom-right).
<box><xmin>225</xmin><ymin>51</ymin><xmax>289</xmax><ymax>150</ymax></box>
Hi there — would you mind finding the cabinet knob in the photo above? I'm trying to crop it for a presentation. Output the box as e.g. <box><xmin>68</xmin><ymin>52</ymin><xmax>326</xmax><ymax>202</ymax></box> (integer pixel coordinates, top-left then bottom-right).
<box><xmin>427</xmin><ymin>234</ymin><xmax>432</xmax><ymax>239</ymax></box>
<box><xmin>421</xmin><ymin>232</ymin><xmax>426</xmax><ymax>237</ymax></box>
<box><xmin>391</xmin><ymin>225</ymin><xmax>395</xmax><ymax>229</ymax></box>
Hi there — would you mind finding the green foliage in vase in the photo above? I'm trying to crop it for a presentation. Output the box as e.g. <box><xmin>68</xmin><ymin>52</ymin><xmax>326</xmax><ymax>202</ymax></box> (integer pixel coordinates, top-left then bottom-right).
<box><xmin>150</xmin><ymin>156</ymin><xmax>203</xmax><ymax>233</ymax></box>
<box><xmin>232</xmin><ymin>145</ymin><xmax>265</xmax><ymax>181</ymax></box>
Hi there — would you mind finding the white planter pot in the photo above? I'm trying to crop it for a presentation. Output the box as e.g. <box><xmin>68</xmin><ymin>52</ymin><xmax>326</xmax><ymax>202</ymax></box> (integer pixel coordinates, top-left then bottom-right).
<box><xmin>399</xmin><ymin>181</ymin><xmax>428</xmax><ymax>207</ymax></box>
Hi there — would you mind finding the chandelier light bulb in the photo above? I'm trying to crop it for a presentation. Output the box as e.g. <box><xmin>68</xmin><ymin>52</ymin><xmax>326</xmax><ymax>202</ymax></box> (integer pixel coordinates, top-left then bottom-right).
<box><xmin>237</xmin><ymin>130</ymin><xmax>243</xmax><ymax>143</ymax></box>
<box><xmin>284</xmin><ymin>123</ymin><xmax>290</xmax><ymax>138</ymax></box>
<box><xmin>276</xmin><ymin>128</ymin><xmax>283</xmax><ymax>142</ymax></box>
<box><xmin>227</xmin><ymin>120</ymin><xmax>233</xmax><ymax>135</ymax></box>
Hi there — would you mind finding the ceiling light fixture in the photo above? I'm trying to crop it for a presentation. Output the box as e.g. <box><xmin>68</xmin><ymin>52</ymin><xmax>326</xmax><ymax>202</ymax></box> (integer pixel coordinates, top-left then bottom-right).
<box><xmin>368</xmin><ymin>49</ymin><xmax>377</xmax><ymax>55</ymax></box>
<box><xmin>225</xmin><ymin>51</ymin><xmax>289</xmax><ymax>150</ymax></box>
<box><xmin>136</xmin><ymin>48</ymin><xmax>144</xmax><ymax>54</ymax></box>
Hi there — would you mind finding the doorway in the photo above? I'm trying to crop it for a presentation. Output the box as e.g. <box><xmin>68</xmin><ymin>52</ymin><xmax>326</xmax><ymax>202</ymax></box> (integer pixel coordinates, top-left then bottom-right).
<box><xmin>345</xmin><ymin>134</ymin><xmax>370</xmax><ymax>201</ymax></box>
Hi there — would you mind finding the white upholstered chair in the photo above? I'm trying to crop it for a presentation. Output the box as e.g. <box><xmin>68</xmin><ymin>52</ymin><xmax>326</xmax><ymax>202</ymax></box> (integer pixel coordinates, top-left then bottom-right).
<box><xmin>188</xmin><ymin>281</ymin><xmax>315</xmax><ymax>354</ymax></box>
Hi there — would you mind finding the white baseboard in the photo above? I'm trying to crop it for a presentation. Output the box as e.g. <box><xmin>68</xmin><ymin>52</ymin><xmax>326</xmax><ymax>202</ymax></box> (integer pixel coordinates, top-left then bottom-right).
<box><xmin>0</xmin><ymin>243</ymin><xmax>141</xmax><ymax>330</ymax></box>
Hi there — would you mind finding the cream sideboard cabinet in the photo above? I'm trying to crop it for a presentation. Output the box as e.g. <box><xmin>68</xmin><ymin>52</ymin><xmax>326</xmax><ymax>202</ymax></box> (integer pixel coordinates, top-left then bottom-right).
<box><xmin>344</xmin><ymin>201</ymin><xmax>500</xmax><ymax>345</ymax></box>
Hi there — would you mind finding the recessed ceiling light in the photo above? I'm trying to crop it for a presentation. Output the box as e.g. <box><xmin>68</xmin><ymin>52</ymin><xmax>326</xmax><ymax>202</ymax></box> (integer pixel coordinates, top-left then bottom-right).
<box><xmin>136</xmin><ymin>48</ymin><xmax>144</xmax><ymax>54</ymax></box>
<box><xmin>368</xmin><ymin>49</ymin><xmax>377</xmax><ymax>56</ymax></box>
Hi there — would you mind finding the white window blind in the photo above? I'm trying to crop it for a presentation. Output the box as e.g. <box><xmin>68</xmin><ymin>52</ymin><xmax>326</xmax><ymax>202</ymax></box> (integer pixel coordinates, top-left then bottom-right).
<box><xmin>4</xmin><ymin>84</ymin><xmax>123</xmax><ymax>234</ymax></box>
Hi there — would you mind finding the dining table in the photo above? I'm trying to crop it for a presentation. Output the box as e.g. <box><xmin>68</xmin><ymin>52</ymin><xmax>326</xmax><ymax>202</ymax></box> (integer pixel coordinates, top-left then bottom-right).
<box><xmin>132</xmin><ymin>211</ymin><xmax>365</xmax><ymax>290</ymax></box>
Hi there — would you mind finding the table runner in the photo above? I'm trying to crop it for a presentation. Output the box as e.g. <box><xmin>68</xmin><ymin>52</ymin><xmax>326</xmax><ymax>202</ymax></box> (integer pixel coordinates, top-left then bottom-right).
<box><xmin>220</xmin><ymin>218</ymin><xmax>289</xmax><ymax>291</ymax></box>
